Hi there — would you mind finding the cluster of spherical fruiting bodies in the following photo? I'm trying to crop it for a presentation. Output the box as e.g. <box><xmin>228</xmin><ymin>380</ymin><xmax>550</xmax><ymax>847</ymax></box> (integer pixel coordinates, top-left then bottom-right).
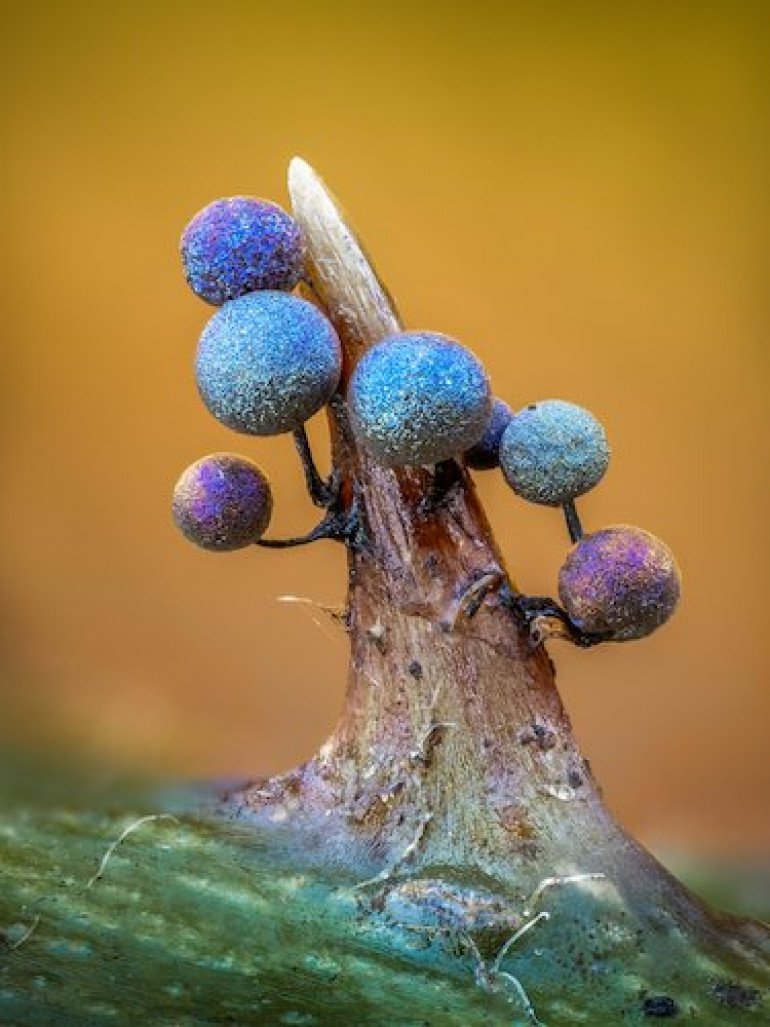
<box><xmin>173</xmin><ymin>196</ymin><xmax>344</xmax><ymax>550</ymax></box>
<box><xmin>465</xmin><ymin>396</ymin><xmax>679</xmax><ymax>641</ymax></box>
<box><xmin>173</xmin><ymin>193</ymin><xmax>680</xmax><ymax>643</ymax></box>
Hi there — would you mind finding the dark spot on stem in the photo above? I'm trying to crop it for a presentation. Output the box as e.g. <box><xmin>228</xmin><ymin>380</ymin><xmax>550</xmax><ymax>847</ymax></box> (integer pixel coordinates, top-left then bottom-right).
<box><xmin>518</xmin><ymin>720</ymin><xmax>557</xmax><ymax>751</ymax></box>
<box><xmin>710</xmin><ymin>980</ymin><xmax>761</xmax><ymax>1009</ymax></box>
<box><xmin>568</xmin><ymin>769</ymin><xmax>583</xmax><ymax>789</ymax></box>
<box><xmin>420</xmin><ymin>459</ymin><xmax>464</xmax><ymax>514</ymax></box>
<box><xmin>423</xmin><ymin>553</ymin><xmax>440</xmax><ymax>575</ymax></box>
<box><xmin>407</xmin><ymin>660</ymin><xmax>423</xmax><ymax>680</ymax></box>
<box><xmin>643</xmin><ymin>995</ymin><xmax>679</xmax><ymax>1018</ymax></box>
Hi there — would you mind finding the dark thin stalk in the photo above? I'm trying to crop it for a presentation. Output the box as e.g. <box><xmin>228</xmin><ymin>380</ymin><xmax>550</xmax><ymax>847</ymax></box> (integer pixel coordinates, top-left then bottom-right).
<box><xmin>256</xmin><ymin>515</ymin><xmax>339</xmax><ymax>549</ymax></box>
<box><xmin>499</xmin><ymin>584</ymin><xmax>609</xmax><ymax>648</ymax></box>
<box><xmin>563</xmin><ymin>499</ymin><xmax>583</xmax><ymax>544</ymax></box>
<box><xmin>293</xmin><ymin>425</ymin><xmax>333</xmax><ymax>507</ymax></box>
<box><xmin>256</xmin><ymin>502</ymin><xmax>366</xmax><ymax>551</ymax></box>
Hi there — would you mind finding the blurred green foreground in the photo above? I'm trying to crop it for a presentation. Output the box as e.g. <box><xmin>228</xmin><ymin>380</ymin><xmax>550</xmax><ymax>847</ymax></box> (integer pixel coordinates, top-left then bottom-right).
<box><xmin>1</xmin><ymin>752</ymin><xmax>767</xmax><ymax>1025</ymax></box>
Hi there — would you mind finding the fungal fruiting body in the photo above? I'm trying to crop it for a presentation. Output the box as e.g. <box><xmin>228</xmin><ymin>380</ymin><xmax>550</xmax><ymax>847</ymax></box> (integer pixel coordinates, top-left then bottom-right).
<box><xmin>499</xmin><ymin>399</ymin><xmax>610</xmax><ymax>506</ymax></box>
<box><xmin>558</xmin><ymin>525</ymin><xmax>681</xmax><ymax>640</ymax></box>
<box><xmin>465</xmin><ymin>398</ymin><xmax>513</xmax><ymax>470</ymax></box>
<box><xmin>196</xmin><ymin>291</ymin><xmax>342</xmax><ymax>436</ymax></box>
<box><xmin>175</xmin><ymin>182</ymin><xmax>682</xmax><ymax>653</ymax></box>
<box><xmin>172</xmin><ymin>454</ymin><xmax>273</xmax><ymax>551</ymax></box>
<box><xmin>348</xmin><ymin>332</ymin><xmax>492</xmax><ymax>466</ymax></box>
<box><xmin>181</xmin><ymin>197</ymin><xmax>305</xmax><ymax>305</ymax></box>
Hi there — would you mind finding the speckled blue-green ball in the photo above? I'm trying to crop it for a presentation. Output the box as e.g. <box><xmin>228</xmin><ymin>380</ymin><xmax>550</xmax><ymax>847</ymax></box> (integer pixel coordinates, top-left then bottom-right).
<box><xmin>196</xmin><ymin>291</ymin><xmax>342</xmax><ymax>436</ymax></box>
<box><xmin>348</xmin><ymin>332</ymin><xmax>492</xmax><ymax>466</ymax></box>
<box><xmin>499</xmin><ymin>399</ymin><xmax>609</xmax><ymax>505</ymax></box>
<box><xmin>172</xmin><ymin>453</ymin><xmax>273</xmax><ymax>551</ymax></box>
<box><xmin>559</xmin><ymin>525</ymin><xmax>681</xmax><ymax>640</ymax></box>
<box><xmin>465</xmin><ymin>398</ymin><xmax>513</xmax><ymax>470</ymax></box>
<box><xmin>181</xmin><ymin>197</ymin><xmax>304</xmax><ymax>306</ymax></box>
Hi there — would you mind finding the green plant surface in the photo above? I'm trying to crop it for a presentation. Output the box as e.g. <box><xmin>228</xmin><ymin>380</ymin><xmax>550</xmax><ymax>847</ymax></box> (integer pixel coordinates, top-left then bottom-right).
<box><xmin>0</xmin><ymin>761</ymin><xmax>766</xmax><ymax>1026</ymax></box>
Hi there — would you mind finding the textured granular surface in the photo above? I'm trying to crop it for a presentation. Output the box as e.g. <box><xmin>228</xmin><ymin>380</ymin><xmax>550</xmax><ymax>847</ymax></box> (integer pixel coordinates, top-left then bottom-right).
<box><xmin>196</xmin><ymin>291</ymin><xmax>342</xmax><ymax>436</ymax></box>
<box><xmin>181</xmin><ymin>196</ymin><xmax>304</xmax><ymax>305</ymax></box>
<box><xmin>172</xmin><ymin>453</ymin><xmax>272</xmax><ymax>550</ymax></box>
<box><xmin>465</xmin><ymin>398</ymin><xmax>513</xmax><ymax>470</ymax></box>
<box><xmin>559</xmin><ymin>525</ymin><xmax>681</xmax><ymax>640</ymax></box>
<box><xmin>499</xmin><ymin>399</ymin><xmax>609</xmax><ymax>505</ymax></box>
<box><xmin>348</xmin><ymin>332</ymin><xmax>491</xmax><ymax>466</ymax></box>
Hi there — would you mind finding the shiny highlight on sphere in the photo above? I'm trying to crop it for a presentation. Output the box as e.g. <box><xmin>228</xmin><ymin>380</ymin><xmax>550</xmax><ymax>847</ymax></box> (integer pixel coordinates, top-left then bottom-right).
<box><xmin>559</xmin><ymin>525</ymin><xmax>681</xmax><ymax>641</ymax></box>
<box><xmin>181</xmin><ymin>197</ymin><xmax>304</xmax><ymax>305</ymax></box>
<box><xmin>499</xmin><ymin>399</ymin><xmax>610</xmax><ymax>506</ymax></box>
<box><xmin>172</xmin><ymin>453</ymin><xmax>273</xmax><ymax>551</ymax></box>
<box><xmin>196</xmin><ymin>291</ymin><xmax>342</xmax><ymax>436</ymax></box>
<box><xmin>348</xmin><ymin>332</ymin><xmax>492</xmax><ymax>466</ymax></box>
<box><xmin>465</xmin><ymin>398</ymin><xmax>513</xmax><ymax>470</ymax></box>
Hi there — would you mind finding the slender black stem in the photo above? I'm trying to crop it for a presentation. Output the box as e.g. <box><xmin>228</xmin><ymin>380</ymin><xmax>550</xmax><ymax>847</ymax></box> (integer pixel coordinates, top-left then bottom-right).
<box><xmin>256</xmin><ymin>518</ymin><xmax>338</xmax><ymax>549</ymax></box>
<box><xmin>256</xmin><ymin>500</ymin><xmax>368</xmax><ymax>552</ymax></box>
<box><xmin>562</xmin><ymin>499</ymin><xmax>583</xmax><ymax>544</ymax></box>
<box><xmin>293</xmin><ymin>425</ymin><xmax>331</xmax><ymax>507</ymax></box>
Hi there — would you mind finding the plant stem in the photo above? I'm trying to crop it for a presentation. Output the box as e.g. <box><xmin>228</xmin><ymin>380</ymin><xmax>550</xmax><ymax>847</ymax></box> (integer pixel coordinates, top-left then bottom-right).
<box><xmin>220</xmin><ymin>158</ymin><xmax>769</xmax><ymax>1019</ymax></box>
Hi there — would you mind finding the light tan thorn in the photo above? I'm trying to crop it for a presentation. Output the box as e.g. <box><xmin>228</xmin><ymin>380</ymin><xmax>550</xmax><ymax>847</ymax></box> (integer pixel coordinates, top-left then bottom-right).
<box><xmin>288</xmin><ymin>157</ymin><xmax>401</xmax><ymax>357</ymax></box>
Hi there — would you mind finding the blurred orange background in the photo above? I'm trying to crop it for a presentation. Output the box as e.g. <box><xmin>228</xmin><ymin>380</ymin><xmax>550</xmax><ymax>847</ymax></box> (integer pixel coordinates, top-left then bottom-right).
<box><xmin>1</xmin><ymin>2</ymin><xmax>767</xmax><ymax>858</ymax></box>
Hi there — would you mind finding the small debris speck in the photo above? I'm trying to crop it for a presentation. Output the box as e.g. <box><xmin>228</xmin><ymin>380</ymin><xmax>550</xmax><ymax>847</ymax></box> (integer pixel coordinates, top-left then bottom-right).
<box><xmin>519</xmin><ymin>721</ymin><xmax>557</xmax><ymax>751</ymax></box>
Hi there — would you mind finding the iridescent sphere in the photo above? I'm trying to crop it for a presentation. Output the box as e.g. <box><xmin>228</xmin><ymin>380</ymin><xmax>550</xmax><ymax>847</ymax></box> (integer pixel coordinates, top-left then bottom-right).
<box><xmin>348</xmin><ymin>332</ymin><xmax>492</xmax><ymax>466</ymax></box>
<box><xmin>172</xmin><ymin>454</ymin><xmax>273</xmax><ymax>551</ymax></box>
<box><xmin>499</xmin><ymin>399</ymin><xmax>610</xmax><ymax>506</ymax></box>
<box><xmin>465</xmin><ymin>398</ymin><xmax>513</xmax><ymax>470</ymax></box>
<box><xmin>181</xmin><ymin>197</ymin><xmax>304</xmax><ymax>305</ymax></box>
<box><xmin>196</xmin><ymin>291</ymin><xmax>342</xmax><ymax>436</ymax></box>
<box><xmin>559</xmin><ymin>525</ymin><xmax>681</xmax><ymax>640</ymax></box>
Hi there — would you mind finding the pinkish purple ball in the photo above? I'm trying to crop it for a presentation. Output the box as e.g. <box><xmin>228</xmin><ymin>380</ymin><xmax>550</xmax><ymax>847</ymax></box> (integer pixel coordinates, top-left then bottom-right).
<box><xmin>181</xmin><ymin>197</ymin><xmax>304</xmax><ymax>305</ymax></box>
<box><xmin>173</xmin><ymin>453</ymin><xmax>272</xmax><ymax>551</ymax></box>
<box><xmin>559</xmin><ymin>525</ymin><xmax>681</xmax><ymax>641</ymax></box>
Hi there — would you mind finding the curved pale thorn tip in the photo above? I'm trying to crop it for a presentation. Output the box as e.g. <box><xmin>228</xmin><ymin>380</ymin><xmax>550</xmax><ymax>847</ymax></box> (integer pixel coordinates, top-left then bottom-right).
<box><xmin>287</xmin><ymin>155</ymin><xmax>318</xmax><ymax>199</ymax></box>
<box><xmin>286</xmin><ymin>155</ymin><xmax>402</xmax><ymax>349</ymax></box>
<box><xmin>288</xmin><ymin>155</ymin><xmax>315</xmax><ymax>186</ymax></box>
